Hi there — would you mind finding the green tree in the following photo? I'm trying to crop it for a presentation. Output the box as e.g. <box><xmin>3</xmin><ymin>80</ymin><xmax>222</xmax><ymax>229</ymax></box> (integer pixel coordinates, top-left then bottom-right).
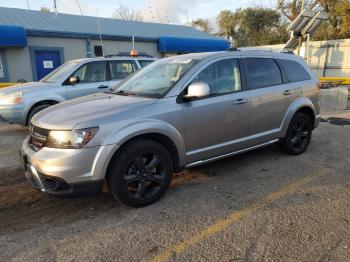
<box><xmin>217</xmin><ymin>7</ymin><xmax>289</xmax><ymax>47</ymax></box>
<box><xmin>40</xmin><ymin>7</ymin><xmax>50</xmax><ymax>12</ymax></box>
<box><xmin>191</xmin><ymin>18</ymin><xmax>212</xmax><ymax>33</ymax></box>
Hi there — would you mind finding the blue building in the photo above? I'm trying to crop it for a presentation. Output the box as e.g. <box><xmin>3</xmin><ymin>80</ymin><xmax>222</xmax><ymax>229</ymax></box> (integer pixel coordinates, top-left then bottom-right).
<box><xmin>0</xmin><ymin>7</ymin><xmax>228</xmax><ymax>82</ymax></box>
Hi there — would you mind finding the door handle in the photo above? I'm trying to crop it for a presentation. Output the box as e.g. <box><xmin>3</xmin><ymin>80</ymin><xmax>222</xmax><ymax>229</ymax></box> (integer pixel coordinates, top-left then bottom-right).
<box><xmin>98</xmin><ymin>85</ymin><xmax>109</xmax><ymax>89</ymax></box>
<box><xmin>234</xmin><ymin>98</ymin><xmax>248</xmax><ymax>105</ymax></box>
<box><xmin>283</xmin><ymin>90</ymin><xmax>292</xmax><ymax>95</ymax></box>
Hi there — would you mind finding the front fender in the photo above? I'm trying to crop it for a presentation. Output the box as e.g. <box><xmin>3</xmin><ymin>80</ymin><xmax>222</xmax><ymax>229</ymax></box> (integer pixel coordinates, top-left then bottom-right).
<box><xmin>280</xmin><ymin>97</ymin><xmax>316</xmax><ymax>137</ymax></box>
<box><xmin>99</xmin><ymin>119</ymin><xmax>186</xmax><ymax>168</ymax></box>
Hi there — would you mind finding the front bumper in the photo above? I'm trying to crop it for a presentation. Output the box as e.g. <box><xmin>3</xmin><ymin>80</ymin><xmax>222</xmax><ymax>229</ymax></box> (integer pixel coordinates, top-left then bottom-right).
<box><xmin>21</xmin><ymin>137</ymin><xmax>117</xmax><ymax>197</ymax></box>
<box><xmin>0</xmin><ymin>104</ymin><xmax>25</xmax><ymax>124</ymax></box>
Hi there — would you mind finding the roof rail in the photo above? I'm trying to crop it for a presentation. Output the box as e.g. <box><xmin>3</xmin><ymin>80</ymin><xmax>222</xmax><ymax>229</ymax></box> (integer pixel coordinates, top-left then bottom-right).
<box><xmin>104</xmin><ymin>52</ymin><xmax>154</xmax><ymax>58</ymax></box>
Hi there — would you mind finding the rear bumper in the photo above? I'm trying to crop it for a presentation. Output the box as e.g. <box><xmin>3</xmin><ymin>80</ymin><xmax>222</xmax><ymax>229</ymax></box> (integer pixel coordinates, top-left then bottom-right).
<box><xmin>0</xmin><ymin>104</ymin><xmax>25</xmax><ymax>124</ymax></box>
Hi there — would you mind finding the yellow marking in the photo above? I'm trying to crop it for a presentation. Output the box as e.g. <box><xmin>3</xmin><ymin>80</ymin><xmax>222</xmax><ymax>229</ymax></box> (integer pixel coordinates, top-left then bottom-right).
<box><xmin>319</xmin><ymin>77</ymin><xmax>350</xmax><ymax>85</ymax></box>
<box><xmin>150</xmin><ymin>170</ymin><xmax>329</xmax><ymax>262</ymax></box>
<box><xmin>0</xmin><ymin>82</ymin><xmax>16</xmax><ymax>88</ymax></box>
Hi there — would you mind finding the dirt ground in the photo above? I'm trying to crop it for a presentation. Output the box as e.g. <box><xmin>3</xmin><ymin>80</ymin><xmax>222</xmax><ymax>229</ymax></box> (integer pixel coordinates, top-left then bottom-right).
<box><xmin>0</xmin><ymin>110</ymin><xmax>349</xmax><ymax>262</ymax></box>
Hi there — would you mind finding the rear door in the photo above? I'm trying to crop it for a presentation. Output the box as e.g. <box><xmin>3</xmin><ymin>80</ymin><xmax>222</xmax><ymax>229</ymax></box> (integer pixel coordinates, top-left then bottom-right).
<box><xmin>108</xmin><ymin>60</ymin><xmax>138</xmax><ymax>89</ymax></box>
<box><xmin>243</xmin><ymin>57</ymin><xmax>299</xmax><ymax>146</ymax></box>
<box><xmin>66</xmin><ymin>61</ymin><xmax>109</xmax><ymax>99</ymax></box>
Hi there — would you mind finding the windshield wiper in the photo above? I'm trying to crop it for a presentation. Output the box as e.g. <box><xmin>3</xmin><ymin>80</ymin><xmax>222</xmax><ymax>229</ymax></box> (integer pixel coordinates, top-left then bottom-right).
<box><xmin>114</xmin><ymin>90</ymin><xmax>138</xmax><ymax>96</ymax></box>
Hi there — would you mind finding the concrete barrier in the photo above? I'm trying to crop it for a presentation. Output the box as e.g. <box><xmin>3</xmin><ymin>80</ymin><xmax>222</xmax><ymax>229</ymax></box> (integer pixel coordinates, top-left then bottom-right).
<box><xmin>320</xmin><ymin>87</ymin><xmax>349</xmax><ymax>111</ymax></box>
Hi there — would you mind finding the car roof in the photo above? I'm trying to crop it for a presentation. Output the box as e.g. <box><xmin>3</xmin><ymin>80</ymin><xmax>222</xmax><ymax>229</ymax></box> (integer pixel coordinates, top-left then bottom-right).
<box><xmin>70</xmin><ymin>56</ymin><xmax>157</xmax><ymax>64</ymax></box>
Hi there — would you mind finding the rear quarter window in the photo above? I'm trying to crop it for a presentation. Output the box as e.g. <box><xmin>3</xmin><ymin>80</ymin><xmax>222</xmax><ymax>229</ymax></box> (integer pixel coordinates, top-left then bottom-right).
<box><xmin>245</xmin><ymin>58</ymin><xmax>282</xmax><ymax>89</ymax></box>
<box><xmin>278</xmin><ymin>59</ymin><xmax>311</xmax><ymax>83</ymax></box>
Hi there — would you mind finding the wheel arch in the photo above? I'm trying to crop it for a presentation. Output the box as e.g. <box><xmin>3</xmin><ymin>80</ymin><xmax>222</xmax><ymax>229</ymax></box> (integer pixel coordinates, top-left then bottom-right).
<box><xmin>105</xmin><ymin>132</ymin><xmax>183</xmax><ymax>183</ymax></box>
<box><xmin>281</xmin><ymin>97</ymin><xmax>316</xmax><ymax>137</ymax></box>
<box><xmin>25</xmin><ymin>99</ymin><xmax>61</xmax><ymax>125</ymax></box>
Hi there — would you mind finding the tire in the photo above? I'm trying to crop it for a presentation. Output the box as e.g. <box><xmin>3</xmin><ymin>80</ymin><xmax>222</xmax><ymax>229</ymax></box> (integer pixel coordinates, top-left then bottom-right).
<box><xmin>280</xmin><ymin>112</ymin><xmax>313</xmax><ymax>155</ymax></box>
<box><xmin>27</xmin><ymin>104</ymin><xmax>50</xmax><ymax>125</ymax></box>
<box><xmin>108</xmin><ymin>139</ymin><xmax>173</xmax><ymax>207</ymax></box>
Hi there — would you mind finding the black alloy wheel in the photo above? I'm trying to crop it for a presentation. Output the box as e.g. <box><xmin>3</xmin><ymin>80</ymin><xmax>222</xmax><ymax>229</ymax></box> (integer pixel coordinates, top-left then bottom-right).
<box><xmin>281</xmin><ymin>112</ymin><xmax>313</xmax><ymax>155</ymax></box>
<box><xmin>108</xmin><ymin>139</ymin><xmax>173</xmax><ymax>207</ymax></box>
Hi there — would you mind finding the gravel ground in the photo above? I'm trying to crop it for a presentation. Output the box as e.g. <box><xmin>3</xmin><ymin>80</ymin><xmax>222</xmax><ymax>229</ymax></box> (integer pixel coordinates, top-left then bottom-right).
<box><xmin>0</xmin><ymin>110</ymin><xmax>349</xmax><ymax>262</ymax></box>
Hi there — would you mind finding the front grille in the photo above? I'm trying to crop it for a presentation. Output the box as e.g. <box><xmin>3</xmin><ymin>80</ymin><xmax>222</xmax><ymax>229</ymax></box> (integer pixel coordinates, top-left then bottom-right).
<box><xmin>29</xmin><ymin>124</ymin><xmax>50</xmax><ymax>151</ymax></box>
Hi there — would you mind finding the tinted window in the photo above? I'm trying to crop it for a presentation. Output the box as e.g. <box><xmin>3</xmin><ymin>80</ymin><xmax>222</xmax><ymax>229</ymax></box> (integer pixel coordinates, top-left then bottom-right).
<box><xmin>191</xmin><ymin>59</ymin><xmax>241</xmax><ymax>95</ymax></box>
<box><xmin>245</xmin><ymin>58</ymin><xmax>282</xmax><ymax>89</ymax></box>
<box><xmin>109</xmin><ymin>61</ymin><xmax>136</xmax><ymax>80</ymax></box>
<box><xmin>278</xmin><ymin>59</ymin><xmax>311</xmax><ymax>82</ymax></box>
<box><xmin>139</xmin><ymin>60</ymin><xmax>154</xmax><ymax>68</ymax></box>
<box><xmin>72</xmin><ymin>62</ymin><xmax>106</xmax><ymax>83</ymax></box>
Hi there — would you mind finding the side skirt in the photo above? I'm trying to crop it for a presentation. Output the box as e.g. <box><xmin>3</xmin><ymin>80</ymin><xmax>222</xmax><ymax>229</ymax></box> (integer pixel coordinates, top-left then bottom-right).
<box><xmin>185</xmin><ymin>139</ymin><xmax>279</xmax><ymax>168</ymax></box>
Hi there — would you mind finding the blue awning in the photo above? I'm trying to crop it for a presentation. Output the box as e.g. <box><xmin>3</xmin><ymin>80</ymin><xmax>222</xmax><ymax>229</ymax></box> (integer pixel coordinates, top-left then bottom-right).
<box><xmin>0</xmin><ymin>25</ymin><xmax>27</xmax><ymax>47</ymax></box>
<box><xmin>158</xmin><ymin>36</ymin><xmax>229</xmax><ymax>53</ymax></box>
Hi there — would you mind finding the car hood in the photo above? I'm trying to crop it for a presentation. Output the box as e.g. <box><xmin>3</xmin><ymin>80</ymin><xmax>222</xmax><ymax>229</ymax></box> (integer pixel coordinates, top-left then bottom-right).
<box><xmin>31</xmin><ymin>93</ymin><xmax>158</xmax><ymax>130</ymax></box>
<box><xmin>0</xmin><ymin>82</ymin><xmax>54</xmax><ymax>95</ymax></box>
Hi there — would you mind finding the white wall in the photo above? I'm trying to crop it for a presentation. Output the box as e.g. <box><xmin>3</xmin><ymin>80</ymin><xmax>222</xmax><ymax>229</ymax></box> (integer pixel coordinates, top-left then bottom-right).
<box><xmin>251</xmin><ymin>38</ymin><xmax>350</xmax><ymax>78</ymax></box>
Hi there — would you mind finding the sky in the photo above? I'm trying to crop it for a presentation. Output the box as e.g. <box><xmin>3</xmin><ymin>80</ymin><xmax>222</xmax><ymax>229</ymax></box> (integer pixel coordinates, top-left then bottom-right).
<box><xmin>0</xmin><ymin>0</ymin><xmax>275</xmax><ymax>29</ymax></box>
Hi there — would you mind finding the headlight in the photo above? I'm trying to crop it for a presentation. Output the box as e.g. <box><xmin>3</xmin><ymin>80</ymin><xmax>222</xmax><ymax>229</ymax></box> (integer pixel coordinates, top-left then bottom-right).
<box><xmin>46</xmin><ymin>127</ymin><xmax>99</xmax><ymax>149</ymax></box>
<box><xmin>0</xmin><ymin>92</ymin><xmax>23</xmax><ymax>105</ymax></box>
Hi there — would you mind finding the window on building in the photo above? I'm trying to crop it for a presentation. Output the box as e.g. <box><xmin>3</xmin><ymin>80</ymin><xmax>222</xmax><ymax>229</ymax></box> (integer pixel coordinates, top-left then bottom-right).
<box><xmin>94</xmin><ymin>46</ymin><xmax>103</xmax><ymax>57</ymax></box>
<box><xmin>108</xmin><ymin>61</ymin><xmax>137</xmax><ymax>80</ymax></box>
<box><xmin>278</xmin><ymin>59</ymin><xmax>311</xmax><ymax>83</ymax></box>
<box><xmin>72</xmin><ymin>62</ymin><xmax>107</xmax><ymax>83</ymax></box>
<box><xmin>245</xmin><ymin>58</ymin><xmax>282</xmax><ymax>89</ymax></box>
<box><xmin>191</xmin><ymin>58</ymin><xmax>241</xmax><ymax>95</ymax></box>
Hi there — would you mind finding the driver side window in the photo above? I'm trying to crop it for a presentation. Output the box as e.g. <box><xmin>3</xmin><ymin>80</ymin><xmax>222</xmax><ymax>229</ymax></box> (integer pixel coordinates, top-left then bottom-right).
<box><xmin>72</xmin><ymin>62</ymin><xmax>107</xmax><ymax>83</ymax></box>
<box><xmin>191</xmin><ymin>58</ymin><xmax>241</xmax><ymax>95</ymax></box>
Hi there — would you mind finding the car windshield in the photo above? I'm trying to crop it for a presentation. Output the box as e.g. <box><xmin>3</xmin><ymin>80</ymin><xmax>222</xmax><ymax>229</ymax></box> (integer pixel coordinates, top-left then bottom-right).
<box><xmin>114</xmin><ymin>57</ymin><xmax>199</xmax><ymax>98</ymax></box>
<box><xmin>40</xmin><ymin>61</ymin><xmax>79</xmax><ymax>83</ymax></box>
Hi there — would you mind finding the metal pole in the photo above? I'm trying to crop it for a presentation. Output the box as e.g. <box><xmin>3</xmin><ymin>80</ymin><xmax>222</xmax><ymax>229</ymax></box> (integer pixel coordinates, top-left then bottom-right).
<box><xmin>53</xmin><ymin>0</ymin><xmax>57</xmax><ymax>14</ymax></box>
<box><xmin>297</xmin><ymin>0</ymin><xmax>306</xmax><ymax>56</ymax></box>
<box><xmin>26</xmin><ymin>0</ymin><xmax>30</xmax><ymax>9</ymax></box>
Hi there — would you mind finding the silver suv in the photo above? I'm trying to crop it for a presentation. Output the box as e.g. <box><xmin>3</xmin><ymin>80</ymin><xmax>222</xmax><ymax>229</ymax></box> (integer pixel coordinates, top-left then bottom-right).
<box><xmin>20</xmin><ymin>50</ymin><xmax>320</xmax><ymax>207</ymax></box>
<box><xmin>0</xmin><ymin>55</ymin><xmax>155</xmax><ymax>125</ymax></box>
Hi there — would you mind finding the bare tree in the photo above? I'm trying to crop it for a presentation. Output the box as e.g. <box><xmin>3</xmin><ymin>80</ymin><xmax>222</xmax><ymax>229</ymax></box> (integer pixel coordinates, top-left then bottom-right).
<box><xmin>191</xmin><ymin>18</ymin><xmax>212</xmax><ymax>33</ymax></box>
<box><xmin>112</xmin><ymin>4</ymin><xmax>143</xmax><ymax>21</ymax></box>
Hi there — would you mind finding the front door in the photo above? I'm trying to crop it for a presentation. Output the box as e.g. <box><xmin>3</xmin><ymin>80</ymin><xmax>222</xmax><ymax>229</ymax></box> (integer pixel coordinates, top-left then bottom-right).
<box><xmin>183</xmin><ymin>58</ymin><xmax>250</xmax><ymax>164</ymax></box>
<box><xmin>34</xmin><ymin>50</ymin><xmax>61</xmax><ymax>80</ymax></box>
<box><xmin>67</xmin><ymin>61</ymin><xmax>109</xmax><ymax>99</ymax></box>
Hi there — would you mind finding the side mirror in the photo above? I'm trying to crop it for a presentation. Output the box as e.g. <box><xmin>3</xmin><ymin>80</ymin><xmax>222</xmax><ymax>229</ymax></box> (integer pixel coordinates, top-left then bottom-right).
<box><xmin>183</xmin><ymin>82</ymin><xmax>210</xmax><ymax>100</ymax></box>
<box><xmin>69</xmin><ymin>76</ymin><xmax>79</xmax><ymax>85</ymax></box>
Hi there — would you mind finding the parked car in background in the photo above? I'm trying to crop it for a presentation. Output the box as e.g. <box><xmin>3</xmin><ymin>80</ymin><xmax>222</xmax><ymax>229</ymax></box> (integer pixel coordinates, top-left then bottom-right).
<box><xmin>21</xmin><ymin>50</ymin><xmax>320</xmax><ymax>207</ymax></box>
<box><xmin>0</xmin><ymin>55</ymin><xmax>156</xmax><ymax>125</ymax></box>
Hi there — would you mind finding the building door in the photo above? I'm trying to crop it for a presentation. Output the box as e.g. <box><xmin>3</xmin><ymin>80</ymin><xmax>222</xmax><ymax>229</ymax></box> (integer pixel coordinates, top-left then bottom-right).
<box><xmin>34</xmin><ymin>50</ymin><xmax>61</xmax><ymax>80</ymax></box>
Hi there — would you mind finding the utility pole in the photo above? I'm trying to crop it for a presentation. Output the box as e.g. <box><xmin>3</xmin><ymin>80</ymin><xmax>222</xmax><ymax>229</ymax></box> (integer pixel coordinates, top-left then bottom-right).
<box><xmin>53</xmin><ymin>0</ymin><xmax>58</xmax><ymax>14</ymax></box>
<box><xmin>26</xmin><ymin>0</ymin><xmax>30</xmax><ymax>9</ymax></box>
<box><xmin>76</xmin><ymin>0</ymin><xmax>83</xmax><ymax>16</ymax></box>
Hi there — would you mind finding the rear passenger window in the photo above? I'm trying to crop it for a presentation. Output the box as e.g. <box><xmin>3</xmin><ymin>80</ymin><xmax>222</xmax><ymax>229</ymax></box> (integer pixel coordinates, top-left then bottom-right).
<box><xmin>109</xmin><ymin>61</ymin><xmax>136</xmax><ymax>80</ymax></box>
<box><xmin>245</xmin><ymin>58</ymin><xmax>282</xmax><ymax>89</ymax></box>
<box><xmin>278</xmin><ymin>59</ymin><xmax>311</xmax><ymax>82</ymax></box>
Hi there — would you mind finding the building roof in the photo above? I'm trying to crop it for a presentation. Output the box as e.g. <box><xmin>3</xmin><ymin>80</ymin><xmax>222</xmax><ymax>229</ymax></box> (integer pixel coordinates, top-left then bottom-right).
<box><xmin>0</xmin><ymin>7</ymin><xmax>219</xmax><ymax>42</ymax></box>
